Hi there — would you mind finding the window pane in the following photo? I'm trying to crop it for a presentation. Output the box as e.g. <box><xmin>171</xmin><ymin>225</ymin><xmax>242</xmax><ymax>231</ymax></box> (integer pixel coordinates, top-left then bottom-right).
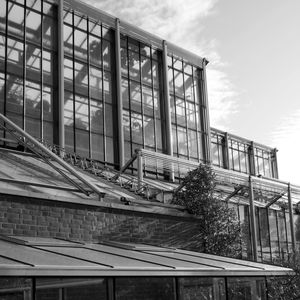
<box><xmin>75</xmin><ymin>95</ymin><xmax>88</xmax><ymax>130</ymax></box>
<box><xmin>102</xmin><ymin>40</ymin><xmax>111</xmax><ymax>70</ymax></box>
<box><xmin>36</xmin><ymin>278</ymin><xmax>107</xmax><ymax>300</ymax></box>
<box><xmin>90</xmin><ymin>66</ymin><xmax>102</xmax><ymax>100</ymax></box>
<box><xmin>179</xmin><ymin>277</ymin><xmax>226</xmax><ymax>300</ymax></box>
<box><xmin>105</xmin><ymin>103</ymin><xmax>113</xmax><ymax>137</ymax></box>
<box><xmin>130</xmin><ymin>81</ymin><xmax>141</xmax><ymax>112</ymax></box>
<box><xmin>43</xmin><ymin>15</ymin><xmax>57</xmax><ymax>50</ymax></box>
<box><xmin>131</xmin><ymin>113</ymin><xmax>143</xmax><ymax>145</ymax></box>
<box><xmin>129</xmin><ymin>50</ymin><xmax>140</xmax><ymax>79</ymax></box>
<box><xmin>26</xmin><ymin>10</ymin><xmax>41</xmax><ymax>44</ymax></box>
<box><xmin>90</xmin><ymin>100</ymin><xmax>103</xmax><ymax>133</ymax></box>
<box><xmin>7</xmin><ymin>38</ymin><xmax>24</xmax><ymax>75</ymax></box>
<box><xmin>0</xmin><ymin>278</ymin><xmax>32</xmax><ymax>299</ymax></box>
<box><xmin>227</xmin><ymin>277</ymin><xmax>267</xmax><ymax>300</ymax></box>
<box><xmin>144</xmin><ymin>116</ymin><xmax>155</xmax><ymax>148</ymax></box>
<box><xmin>75</xmin><ymin>129</ymin><xmax>89</xmax><ymax>157</ymax></box>
<box><xmin>115</xmin><ymin>278</ymin><xmax>174</xmax><ymax>300</ymax></box>
<box><xmin>141</xmin><ymin>56</ymin><xmax>152</xmax><ymax>85</ymax></box>
<box><xmin>89</xmin><ymin>35</ymin><xmax>102</xmax><ymax>67</ymax></box>
<box><xmin>8</xmin><ymin>3</ymin><xmax>25</xmax><ymax>39</ymax></box>
<box><xmin>26</xmin><ymin>44</ymin><xmax>41</xmax><ymax>82</ymax></box>
<box><xmin>25</xmin><ymin>82</ymin><xmax>41</xmax><ymax>118</ymax></box>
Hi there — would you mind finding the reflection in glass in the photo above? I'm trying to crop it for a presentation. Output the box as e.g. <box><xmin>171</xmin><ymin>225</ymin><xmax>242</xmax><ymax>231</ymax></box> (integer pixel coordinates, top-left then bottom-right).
<box><xmin>0</xmin><ymin>278</ymin><xmax>32</xmax><ymax>300</ymax></box>
<box><xmin>179</xmin><ymin>277</ymin><xmax>226</xmax><ymax>300</ymax></box>
<box><xmin>269</xmin><ymin>209</ymin><xmax>280</xmax><ymax>260</ymax></box>
<box><xmin>115</xmin><ymin>277</ymin><xmax>174</xmax><ymax>300</ymax></box>
<box><xmin>36</xmin><ymin>278</ymin><xmax>107</xmax><ymax>300</ymax></box>
<box><xmin>227</xmin><ymin>277</ymin><xmax>267</xmax><ymax>300</ymax></box>
<box><xmin>8</xmin><ymin>3</ymin><xmax>24</xmax><ymax>38</ymax></box>
<box><xmin>26</xmin><ymin>10</ymin><xmax>41</xmax><ymax>43</ymax></box>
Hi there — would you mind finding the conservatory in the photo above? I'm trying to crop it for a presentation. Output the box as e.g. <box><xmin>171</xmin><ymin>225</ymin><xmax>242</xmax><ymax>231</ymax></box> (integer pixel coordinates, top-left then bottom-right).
<box><xmin>0</xmin><ymin>236</ymin><xmax>292</xmax><ymax>300</ymax></box>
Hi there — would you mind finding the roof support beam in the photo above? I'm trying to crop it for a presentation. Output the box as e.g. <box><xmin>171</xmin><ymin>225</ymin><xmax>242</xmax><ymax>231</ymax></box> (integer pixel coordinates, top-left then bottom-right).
<box><xmin>115</xmin><ymin>18</ymin><xmax>124</xmax><ymax>169</ymax></box>
<box><xmin>288</xmin><ymin>183</ymin><xmax>296</xmax><ymax>253</ymax></box>
<box><xmin>0</xmin><ymin>113</ymin><xmax>106</xmax><ymax>199</ymax></box>
<box><xmin>225</xmin><ymin>186</ymin><xmax>243</xmax><ymax>203</ymax></box>
<box><xmin>265</xmin><ymin>191</ymin><xmax>287</xmax><ymax>208</ymax></box>
<box><xmin>162</xmin><ymin>41</ymin><xmax>174</xmax><ymax>182</ymax></box>
<box><xmin>58</xmin><ymin>0</ymin><xmax>65</xmax><ymax>156</ymax></box>
<box><xmin>249</xmin><ymin>176</ymin><xmax>258</xmax><ymax>262</ymax></box>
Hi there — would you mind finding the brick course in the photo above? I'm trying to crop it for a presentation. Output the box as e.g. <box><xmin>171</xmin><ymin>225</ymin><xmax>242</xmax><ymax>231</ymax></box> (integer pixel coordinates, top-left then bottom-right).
<box><xmin>0</xmin><ymin>194</ymin><xmax>202</xmax><ymax>251</ymax></box>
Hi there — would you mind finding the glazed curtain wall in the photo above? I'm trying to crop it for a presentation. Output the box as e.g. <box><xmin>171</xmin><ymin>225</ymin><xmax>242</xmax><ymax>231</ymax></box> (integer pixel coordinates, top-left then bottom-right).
<box><xmin>211</xmin><ymin>129</ymin><xmax>277</xmax><ymax>178</ymax></box>
<box><xmin>229</xmin><ymin>202</ymin><xmax>294</xmax><ymax>263</ymax></box>
<box><xmin>168</xmin><ymin>55</ymin><xmax>203</xmax><ymax>162</ymax></box>
<box><xmin>63</xmin><ymin>10</ymin><xmax>115</xmax><ymax>163</ymax></box>
<box><xmin>0</xmin><ymin>276</ymin><xmax>268</xmax><ymax>300</ymax></box>
<box><xmin>121</xmin><ymin>35</ymin><xmax>163</xmax><ymax>162</ymax></box>
<box><xmin>0</xmin><ymin>0</ymin><xmax>57</xmax><ymax>145</ymax></box>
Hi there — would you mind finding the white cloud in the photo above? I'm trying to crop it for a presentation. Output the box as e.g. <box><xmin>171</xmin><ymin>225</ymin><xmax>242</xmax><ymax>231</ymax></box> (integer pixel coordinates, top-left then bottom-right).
<box><xmin>86</xmin><ymin>0</ymin><xmax>239</xmax><ymax>131</ymax></box>
<box><xmin>271</xmin><ymin>109</ymin><xmax>300</xmax><ymax>185</ymax></box>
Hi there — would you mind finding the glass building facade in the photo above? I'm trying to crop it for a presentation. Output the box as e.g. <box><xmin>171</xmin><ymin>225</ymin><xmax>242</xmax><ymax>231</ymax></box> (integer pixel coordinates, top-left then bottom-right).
<box><xmin>211</xmin><ymin>128</ymin><xmax>278</xmax><ymax>179</ymax></box>
<box><xmin>0</xmin><ymin>0</ymin><xmax>278</xmax><ymax>179</ymax></box>
<box><xmin>0</xmin><ymin>0</ymin><xmax>57</xmax><ymax>146</ymax></box>
<box><xmin>0</xmin><ymin>0</ymin><xmax>297</xmax><ymax>266</ymax></box>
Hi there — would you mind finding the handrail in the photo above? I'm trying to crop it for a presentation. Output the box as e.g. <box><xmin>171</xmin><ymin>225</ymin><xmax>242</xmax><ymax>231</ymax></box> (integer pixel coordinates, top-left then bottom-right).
<box><xmin>0</xmin><ymin>113</ymin><xmax>106</xmax><ymax>199</ymax></box>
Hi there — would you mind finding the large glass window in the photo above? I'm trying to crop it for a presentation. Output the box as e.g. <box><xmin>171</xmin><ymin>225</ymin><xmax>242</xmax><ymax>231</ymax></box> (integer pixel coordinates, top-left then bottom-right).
<box><xmin>254</xmin><ymin>146</ymin><xmax>273</xmax><ymax>178</ymax></box>
<box><xmin>36</xmin><ymin>278</ymin><xmax>107</xmax><ymax>300</ymax></box>
<box><xmin>0</xmin><ymin>0</ymin><xmax>57</xmax><ymax>146</ymax></box>
<box><xmin>227</xmin><ymin>277</ymin><xmax>267</xmax><ymax>300</ymax></box>
<box><xmin>179</xmin><ymin>277</ymin><xmax>226</xmax><ymax>300</ymax></box>
<box><xmin>0</xmin><ymin>278</ymin><xmax>33</xmax><ymax>300</ymax></box>
<box><xmin>63</xmin><ymin>11</ymin><xmax>115</xmax><ymax>164</ymax></box>
<box><xmin>169</xmin><ymin>56</ymin><xmax>202</xmax><ymax>162</ymax></box>
<box><xmin>228</xmin><ymin>138</ymin><xmax>249</xmax><ymax>174</ymax></box>
<box><xmin>121</xmin><ymin>36</ymin><xmax>163</xmax><ymax>162</ymax></box>
<box><xmin>115</xmin><ymin>277</ymin><xmax>174</xmax><ymax>300</ymax></box>
<box><xmin>269</xmin><ymin>209</ymin><xmax>280</xmax><ymax>260</ymax></box>
<box><xmin>211</xmin><ymin>130</ymin><xmax>224</xmax><ymax>168</ymax></box>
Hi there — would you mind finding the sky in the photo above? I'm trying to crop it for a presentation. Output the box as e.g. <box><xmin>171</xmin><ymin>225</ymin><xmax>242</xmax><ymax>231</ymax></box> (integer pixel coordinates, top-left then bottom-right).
<box><xmin>87</xmin><ymin>0</ymin><xmax>300</xmax><ymax>184</ymax></box>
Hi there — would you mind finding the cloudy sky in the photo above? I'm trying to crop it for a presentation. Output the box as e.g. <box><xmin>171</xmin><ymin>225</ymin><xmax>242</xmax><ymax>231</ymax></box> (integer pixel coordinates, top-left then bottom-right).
<box><xmin>87</xmin><ymin>0</ymin><xmax>300</xmax><ymax>184</ymax></box>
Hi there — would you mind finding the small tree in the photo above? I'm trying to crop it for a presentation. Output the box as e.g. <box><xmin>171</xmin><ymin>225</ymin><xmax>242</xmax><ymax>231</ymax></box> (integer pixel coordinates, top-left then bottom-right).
<box><xmin>172</xmin><ymin>164</ymin><xmax>241</xmax><ymax>257</ymax></box>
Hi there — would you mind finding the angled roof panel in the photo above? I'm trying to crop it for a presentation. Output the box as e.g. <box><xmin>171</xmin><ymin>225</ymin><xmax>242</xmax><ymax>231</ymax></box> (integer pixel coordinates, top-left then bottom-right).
<box><xmin>0</xmin><ymin>236</ymin><xmax>293</xmax><ymax>277</ymax></box>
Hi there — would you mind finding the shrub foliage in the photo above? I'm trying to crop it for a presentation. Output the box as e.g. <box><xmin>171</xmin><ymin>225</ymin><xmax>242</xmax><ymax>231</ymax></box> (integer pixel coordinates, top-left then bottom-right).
<box><xmin>172</xmin><ymin>164</ymin><xmax>241</xmax><ymax>257</ymax></box>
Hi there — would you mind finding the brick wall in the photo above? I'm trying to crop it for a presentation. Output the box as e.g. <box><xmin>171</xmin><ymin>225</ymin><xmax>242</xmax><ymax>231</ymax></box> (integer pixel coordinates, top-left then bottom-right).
<box><xmin>0</xmin><ymin>194</ymin><xmax>202</xmax><ymax>251</ymax></box>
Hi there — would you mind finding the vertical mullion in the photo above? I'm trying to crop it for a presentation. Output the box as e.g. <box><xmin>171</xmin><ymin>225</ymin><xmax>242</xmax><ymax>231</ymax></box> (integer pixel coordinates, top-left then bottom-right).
<box><xmin>3</xmin><ymin>0</ymin><xmax>8</xmax><ymax>130</ymax></box>
<box><xmin>126</xmin><ymin>38</ymin><xmax>132</xmax><ymax>158</ymax></box>
<box><xmin>72</xmin><ymin>12</ymin><xmax>76</xmax><ymax>153</ymax></box>
<box><xmin>275</xmin><ymin>210</ymin><xmax>281</xmax><ymax>259</ymax></box>
<box><xmin>266</xmin><ymin>208</ymin><xmax>273</xmax><ymax>262</ymax></box>
<box><xmin>182</xmin><ymin>62</ymin><xmax>189</xmax><ymax>159</ymax></box>
<box><xmin>101</xmin><ymin>25</ymin><xmax>106</xmax><ymax>162</ymax></box>
<box><xmin>138</xmin><ymin>43</ymin><xmax>144</xmax><ymax>150</ymax></box>
<box><xmin>237</xmin><ymin>142</ymin><xmax>241</xmax><ymax>172</ymax></box>
<box><xmin>87</xmin><ymin>19</ymin><xmax>91</xmax><ymax>158</ymax></box>
<box><xmin>172</xmin><ymin>60</ymin><xmax>178</xmax><ymax>157</ymax></box>
<box><xmin>150</xmin><ymin>48</ymin><xmax>157</xmax><ymax>152</ymax></box>
<box><xmin>193</xmin><ymin>68</ymin><xmax>200</xmax><ymax>162</ymax></box>
<box><xmin>257</xmin><ymin>207</ymin><xmax>263</xmax><ymax>261</ymax></box>
<box><xmin>40</xmin><ymin>2</ymin><xmax>44</xmax><ymax>140</ymax></box>
<box><xmin>23</xmin><ymin>1</ymin><xmax>27</xmax><ymax>132</ymax></box>
<box><xmin>283</xmin><ymin>208</ymin><xmax>289</xmax><ymax>259</ymax></box>
<box><xmin>58</xmin><ymin>0</ymin><xmax>65</xmax><ymax>152</ymax></box>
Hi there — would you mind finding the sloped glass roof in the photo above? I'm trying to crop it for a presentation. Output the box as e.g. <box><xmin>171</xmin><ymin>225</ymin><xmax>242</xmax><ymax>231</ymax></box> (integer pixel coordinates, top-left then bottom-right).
<box><xmin>0</xmin><ymin>236</ymin><xmax>292</xmax><ymax>277</ymax></box>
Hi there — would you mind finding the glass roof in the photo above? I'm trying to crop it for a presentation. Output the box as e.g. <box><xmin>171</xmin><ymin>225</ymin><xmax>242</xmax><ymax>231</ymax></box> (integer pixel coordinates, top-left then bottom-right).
<box><xmin>0</xmin><ymin>236</ymin><xmax>292</xmax><ymax>277</ymax></box>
